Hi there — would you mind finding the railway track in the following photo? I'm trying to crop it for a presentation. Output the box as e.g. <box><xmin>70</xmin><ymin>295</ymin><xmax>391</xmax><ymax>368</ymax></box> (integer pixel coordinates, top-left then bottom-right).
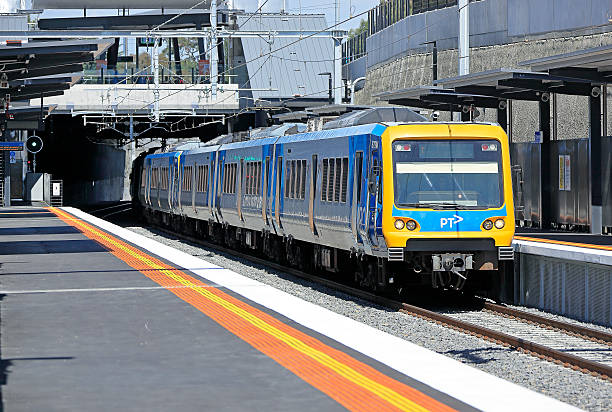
<box><xmin>129</xmin><ymin>218</ymin><xmax>612</xmax><ymax>382</ymax></box>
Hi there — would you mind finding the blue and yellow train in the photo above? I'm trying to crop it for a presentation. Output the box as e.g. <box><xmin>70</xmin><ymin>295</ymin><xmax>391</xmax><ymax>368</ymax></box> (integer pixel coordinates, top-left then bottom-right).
<box><xmin>132</xmin><ymin>120</ymin><xmax>515</xmax><ymax>297</ymax></box>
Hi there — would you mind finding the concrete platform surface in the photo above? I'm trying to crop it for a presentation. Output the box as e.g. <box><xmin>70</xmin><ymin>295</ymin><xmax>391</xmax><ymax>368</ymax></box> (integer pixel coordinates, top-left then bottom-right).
<box><xmin>0</xmin><ymin>206</ymin><xmax>580</xmax><ymax>411</ymax></box>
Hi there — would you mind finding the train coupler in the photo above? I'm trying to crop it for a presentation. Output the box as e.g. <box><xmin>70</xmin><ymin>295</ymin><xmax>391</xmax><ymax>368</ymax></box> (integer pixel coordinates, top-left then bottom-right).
<box><xmin>431</xmin><ymin>253</ymin><xmax>474</xmax><ymax>290</ymax></box>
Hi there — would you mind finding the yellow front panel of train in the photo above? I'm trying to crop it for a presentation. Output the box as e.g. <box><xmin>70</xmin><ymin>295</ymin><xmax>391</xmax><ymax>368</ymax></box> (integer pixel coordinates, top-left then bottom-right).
<box><xmin>380</xmin><ymin>123</ymin><xmax>515</xmax><ymax>248</ymax></box>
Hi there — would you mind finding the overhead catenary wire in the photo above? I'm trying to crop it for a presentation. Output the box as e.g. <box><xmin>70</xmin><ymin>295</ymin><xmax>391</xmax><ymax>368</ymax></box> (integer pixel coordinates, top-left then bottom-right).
<box><xmin>114</xmin><ymin>6</ymin><xmax>371</xmax><ymax>126</ymax></box>
<box><xmin>107</xmin><ymin>0</ymin><xmax>272</xmax><ymax>126</ymax></box>
<box><xmin>98</xmin><ymin>1</ymin><xmax>447</xmax><ymax>134</ymax></box>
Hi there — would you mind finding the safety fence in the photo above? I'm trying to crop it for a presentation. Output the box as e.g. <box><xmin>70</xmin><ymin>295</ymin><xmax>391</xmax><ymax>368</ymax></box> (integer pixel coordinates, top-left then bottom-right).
<box><xmin>343</xmin><ymin>0</ymin><xmax>482</xmax><ymax>63</ymax></box>
<box><xmin>516</xmin><ymin>250</ymin><xmax>612</xmax><ymax>327</ymax></box>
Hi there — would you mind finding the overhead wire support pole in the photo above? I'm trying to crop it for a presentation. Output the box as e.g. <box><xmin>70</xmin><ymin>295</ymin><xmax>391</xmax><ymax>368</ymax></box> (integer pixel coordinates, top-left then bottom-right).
<box><xmin>456</xmin><ymin>0</ymin><xmax>469</xmax><ymax>121</ymax></box>
<box><xmin>210</xmin><ymin>0</ymin><xmax>218</xmax><ymax>97</ymax></box>
<box><xmin>153</xmin><ymin>37</ymin><xmax>160</xmax><ymax>122</ymax></box>
<box><xmin>458</xmin><ymin>0</ymin><xmax>470</xmax><ymax>76</ymax></box>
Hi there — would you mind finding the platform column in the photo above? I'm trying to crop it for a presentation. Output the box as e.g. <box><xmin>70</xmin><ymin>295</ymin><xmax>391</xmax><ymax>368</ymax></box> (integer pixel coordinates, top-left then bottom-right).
<box><xmin>539</xmin><ymin>98</ymin><xmax>552</xmax><ymax>229</ymax></box>
<box><xmin>589</xmin><ymin>88</ymin><xmax>603</xmax><ymax>234</ymax></box>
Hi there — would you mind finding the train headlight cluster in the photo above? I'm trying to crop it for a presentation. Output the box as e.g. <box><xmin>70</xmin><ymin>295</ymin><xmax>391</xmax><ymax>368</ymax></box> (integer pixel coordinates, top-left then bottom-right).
<box><xmin>494</xmin><ymin>219</ymin><xmax>505</xmax><ymax>229</ymax></box>
<box><xmin>483</xmin><ymin>218</ymin><xmax>505</xmax><ymax>230</ymax></box>
<box><xmin>395</xmin><ymin>219</ymin><xmax>417</xmax><ymax>231</ymax></box>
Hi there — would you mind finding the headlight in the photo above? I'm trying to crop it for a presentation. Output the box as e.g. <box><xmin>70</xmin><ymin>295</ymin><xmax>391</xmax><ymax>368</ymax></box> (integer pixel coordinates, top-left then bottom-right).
<box><xmin>394</xmin><ymin>219</ymin><xmax>405</xmax><ymax>230</ymax></box>
<box><xmin>483</xmin><ymin>219</ymin><xmax>493</xmax><ymax>230</ymax></box>
<box><xmin>406</xmin><ymin>220</ymin><xmax>417</xmax><ymax>231</ymax></box>
<box><xmin>494</xmin><ymin>219</ymin><xmax>505</xmax><ymax>229</ymax></box>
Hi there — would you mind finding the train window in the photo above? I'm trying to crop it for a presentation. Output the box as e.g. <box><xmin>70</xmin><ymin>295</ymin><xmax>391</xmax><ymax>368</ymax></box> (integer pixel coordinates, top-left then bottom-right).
<box><xmin>252</xmin><ymin>162</ymin><xmax>256</xmax><ymax>195</ymax></box>
<box><xmin>245</xmin><ymin>163</ymin><xmax>251</xmax><ymax>195</ymax></box>
<box><xmin>285</xmin><ymin>160</ymin><xmax>291</xmax><ymax>198</ymax></box>
<box><xmin>322</xmin><ymin>159</ymin><xmax>328</xmax><ymax>201</ymax></box>
<box><xmin>197</xmin><ymin>165</ymin><xmax>207</xmax><ymax>193</ymax></box>
<box><xmin>256</xmin><ymin>162</ymin><xmax>261</xmax><ymax>195</ymax></box>
<box><xmin>341</xmin><ymin>157</ymin><xmax>348</xmax><ymax>203</ymax></box>
<box><xmin>250</xmin><ymin>162</ymin><xmax>256</xmax><ymax>195</ymax></box>
<box><xmin>141</xmin><ymin>169</ymin><xmax>146</xmax><ymax>188</ymax></box>
<box><xmin>183</xmin><ymin>166</ymin><xmax>188</xmax><ymax>191</ymax></box>
<box><xmin>301</xmin><ymin>160</ymin><xmax>307</xmax><ymax>200</ymax></box>
<box><xmin>292</xmin><ymin>160</ymin><xmax>298</xmax><ymax>199</ymax></box>
<box><xmin>328</xmin><ymin>159</ymin><xmax>335</xmax><ymax>201</ymax></box>
<box><xmin>223</xmin><ymin>164</ymin><xmax>227</xmax><ymax>193</ymax></box>
<box><xmin>334</xmin><ymin>158</ymin><xmax>342</xmax><ymax>202</ymax></box>
<box><xmin>232</xmin><ymin>164</ymin><xmax>237</xmax><ymax>194</ymax></box>
<box><xmin>204</xmin><ymin>165</ymin><xmax>209</xmax><ymax>192</ymax></box>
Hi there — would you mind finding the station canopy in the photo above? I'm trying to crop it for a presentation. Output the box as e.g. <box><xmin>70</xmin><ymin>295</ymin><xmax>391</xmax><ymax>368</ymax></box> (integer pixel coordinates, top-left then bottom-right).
<box><xmin>520</xmin><ymin>43</ymin><xmax>612</xmax><ymax>83</ymax></box>
<box><xmin>37</xmin><ymin>9</ymin><xmax>227</xmax><ymax>31</ymax></box>
<box><xmin>0</xmin><ymin>39</ymin><xmax>113</xmax><ymax>101</ymax></box>
<box><xmin>32</xmin><ymin>0</ymin><xmax>213</xmax><ymax>9</ymax></box>
<box><xmin>375</xmin><ymin>86</ymin><xmax>504</xmax><ymax>111</ymax></box>
<box><xmin>434</xmin><ymin>68</ymin><xmax>595</xmax><ymax>101</ymax></box>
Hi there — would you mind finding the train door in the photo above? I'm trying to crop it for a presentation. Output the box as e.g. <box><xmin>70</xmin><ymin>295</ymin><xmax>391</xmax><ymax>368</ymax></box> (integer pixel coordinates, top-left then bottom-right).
<box><xmin>351</xmin><ymin>151</ymin><xmax>364</xmax><ymax>244</ymax></box>
<box><xmin>145</xmin><ymin>160</ymin><xmax>150</xmax><ymax>205</ymax></box>
<box><xmin>275</xmin><ymin>155</ymin><xmax>283</xmax><ymax>231</ymax></box>
<box><xmin>367</xmin><ymin>139</ymin><xmax>383</xmax><ymax>248</ymax></box>
<box><xmin>308</xmin><ymin>154</ymin><xmax>318</xmax><ymax>236</ymax></box>
<box><xmin>172</xmin><ymin>156</ymin><xmax>180</xmax><ymax>212</ymax></box>
<box><xmin>262</xmin><ymin>155</ymin><xmax>270</xmax><ymax>225</ymax></box>
<box><xmin>237</xmin><ymin>159</ymin><xmax>244</xmax><ymax>222</ymax></box>
<box><xmin>215</xmin><ymin>151</ymin><xmax>224</xmax><ymax>221</ymax></box>
<box><xmin>192</xmin><ymin>161</ymin><xmax>197</xmax><ymax>213</ymax></box>
<box><xmin>208</xmin><ymin>155</ymin><xmax>215</xmax><ymax>217</ymax></box>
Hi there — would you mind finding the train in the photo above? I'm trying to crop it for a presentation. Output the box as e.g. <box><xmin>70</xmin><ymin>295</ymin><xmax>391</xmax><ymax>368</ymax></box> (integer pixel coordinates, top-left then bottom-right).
<box><xmin>131</xmin><ymin>111</ymin><xmax>515</xmax><ymax>299</ymax></box>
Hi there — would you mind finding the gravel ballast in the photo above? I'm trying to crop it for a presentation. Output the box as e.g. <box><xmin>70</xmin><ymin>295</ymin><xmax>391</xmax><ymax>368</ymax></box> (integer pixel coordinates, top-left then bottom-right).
<box><xmin>127</xmin><ymin>225</ymin><xmax>612</xmax><ymax>412</ymax></box>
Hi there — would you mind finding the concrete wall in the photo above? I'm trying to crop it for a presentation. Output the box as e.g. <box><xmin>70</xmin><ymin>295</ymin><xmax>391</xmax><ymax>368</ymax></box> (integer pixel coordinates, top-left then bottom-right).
<box><xmin>356</xmin><ymin>32</ymin><xmax>612</xmax><ymax>143</ymax></box>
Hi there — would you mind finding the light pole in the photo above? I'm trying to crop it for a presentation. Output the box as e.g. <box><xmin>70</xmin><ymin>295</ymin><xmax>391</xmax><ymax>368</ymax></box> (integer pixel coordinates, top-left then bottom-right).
<box><xmin>318</xmin><ymin>72</ymin><xmax>332</xmax><ymax>104</ymax></box>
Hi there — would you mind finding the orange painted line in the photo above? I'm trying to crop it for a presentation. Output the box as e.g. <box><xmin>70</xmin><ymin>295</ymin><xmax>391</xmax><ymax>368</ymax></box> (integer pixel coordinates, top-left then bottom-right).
<box><xmin>48</xmin><ymin>207</ymin><xmax>458</xmax><ymax>412</ymax></box>
<box><xmin>514</xmin><ymin>235</ymin><xmax>612</xmax><ymax>252</ymax></box>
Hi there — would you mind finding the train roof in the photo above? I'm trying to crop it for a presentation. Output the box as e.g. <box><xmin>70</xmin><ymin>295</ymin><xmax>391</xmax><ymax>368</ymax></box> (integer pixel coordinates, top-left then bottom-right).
<box><xmin>277</xmin><ymin>123</ymin><xmax>387</xmax><ymax>144</ymax></box>
<box><xmin>146</xmin><ymin>151</ymin><xmax>181</xmax><ymax>159</ymax></box>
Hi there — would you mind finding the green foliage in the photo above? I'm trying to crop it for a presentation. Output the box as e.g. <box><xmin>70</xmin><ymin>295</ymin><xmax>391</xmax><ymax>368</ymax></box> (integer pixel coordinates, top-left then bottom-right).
<box><xmin>348</xmin><ymin>18</ymin><xmax>368</xmax><ymax>39</ymax></box>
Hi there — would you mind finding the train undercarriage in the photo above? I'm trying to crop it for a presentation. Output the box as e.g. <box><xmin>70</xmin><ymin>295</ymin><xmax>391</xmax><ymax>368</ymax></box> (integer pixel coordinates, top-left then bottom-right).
<box><xmin>140</xmin><ymin>207</ymin><xmax>512</xmax><ymax>302</ymax></box>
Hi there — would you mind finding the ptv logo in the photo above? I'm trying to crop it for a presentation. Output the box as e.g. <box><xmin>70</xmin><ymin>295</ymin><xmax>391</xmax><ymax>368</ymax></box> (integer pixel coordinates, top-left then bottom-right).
<box><xmin>440</xmin><ymin>215</ymin><xmax>464</xmax><ymax>229</ymax></box>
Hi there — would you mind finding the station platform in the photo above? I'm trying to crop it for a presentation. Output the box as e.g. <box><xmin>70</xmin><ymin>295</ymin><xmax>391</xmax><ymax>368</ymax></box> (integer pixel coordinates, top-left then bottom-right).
<box><xmin>513</xmin><ymin>229</ymin><xmax>612</xmax><ymax>265</ymax></box>
<box><xmin>0</xmin><ymin>206</ymin><xmax>579</xmax><ymax>411</ymax></box>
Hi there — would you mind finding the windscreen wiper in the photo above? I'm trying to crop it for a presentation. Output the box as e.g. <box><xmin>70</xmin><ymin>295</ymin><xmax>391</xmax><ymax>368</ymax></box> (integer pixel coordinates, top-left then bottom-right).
<box><xmin>421</xmin><ymin>202</ymin><xmax>472</xmax><ymax>210</ymax></box>
<box><xmin>397</xmin><ymin>202</ymin><xmax>482</xmax><ymax>210</ymax></box>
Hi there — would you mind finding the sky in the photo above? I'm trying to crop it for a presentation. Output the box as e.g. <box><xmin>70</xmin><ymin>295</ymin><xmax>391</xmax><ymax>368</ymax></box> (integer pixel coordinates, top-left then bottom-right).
<box><xmin>32</xmin><ymin>0</ymin><xmax>379</xmax><ymax>30</ymax></box>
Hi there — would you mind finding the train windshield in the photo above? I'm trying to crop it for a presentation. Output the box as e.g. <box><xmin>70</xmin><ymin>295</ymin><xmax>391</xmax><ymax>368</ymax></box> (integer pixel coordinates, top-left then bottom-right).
<box><xmin>392</xmin><ymin>139</ymin><xmax>503</xmax><ymax>209</ymax></box>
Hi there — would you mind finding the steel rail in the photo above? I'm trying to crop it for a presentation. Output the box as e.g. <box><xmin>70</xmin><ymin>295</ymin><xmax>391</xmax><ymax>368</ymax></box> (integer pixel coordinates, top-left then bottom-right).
<box><xmin>143</xmin><ymin>221</ymin><xmax>612</xmax><ymax>381</ymax></box>
<box><xmin>482</xmin><ymin>301</ymin><xmax>612</xmax><ymax>345</ymax></box>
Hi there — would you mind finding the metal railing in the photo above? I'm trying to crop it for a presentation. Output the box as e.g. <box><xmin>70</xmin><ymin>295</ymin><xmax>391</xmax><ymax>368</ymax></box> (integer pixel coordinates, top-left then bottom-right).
<box><xmin>79</xmin><ymin>66</ymin><xmax>234</xmax><ymax>86</ymax></box>
<box><xmin>343</xmin><ymin>0</ymin><xmax>482</xmax><ymax>63</ymax></box>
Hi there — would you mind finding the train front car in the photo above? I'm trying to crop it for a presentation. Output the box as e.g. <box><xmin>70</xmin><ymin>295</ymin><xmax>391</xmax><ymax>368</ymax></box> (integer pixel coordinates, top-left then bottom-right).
<box><xmin>381</xmin><ymin>123</ymin><xmax>515</xmax><ymax>297</ymax></box>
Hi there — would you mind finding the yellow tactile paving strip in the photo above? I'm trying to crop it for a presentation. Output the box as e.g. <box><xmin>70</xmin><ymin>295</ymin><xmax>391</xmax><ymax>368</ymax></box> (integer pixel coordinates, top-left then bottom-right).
<box><xmin>49</xmin><ymin>207</ymin><xmax>457</xmax><ymax>412</ymax></box>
